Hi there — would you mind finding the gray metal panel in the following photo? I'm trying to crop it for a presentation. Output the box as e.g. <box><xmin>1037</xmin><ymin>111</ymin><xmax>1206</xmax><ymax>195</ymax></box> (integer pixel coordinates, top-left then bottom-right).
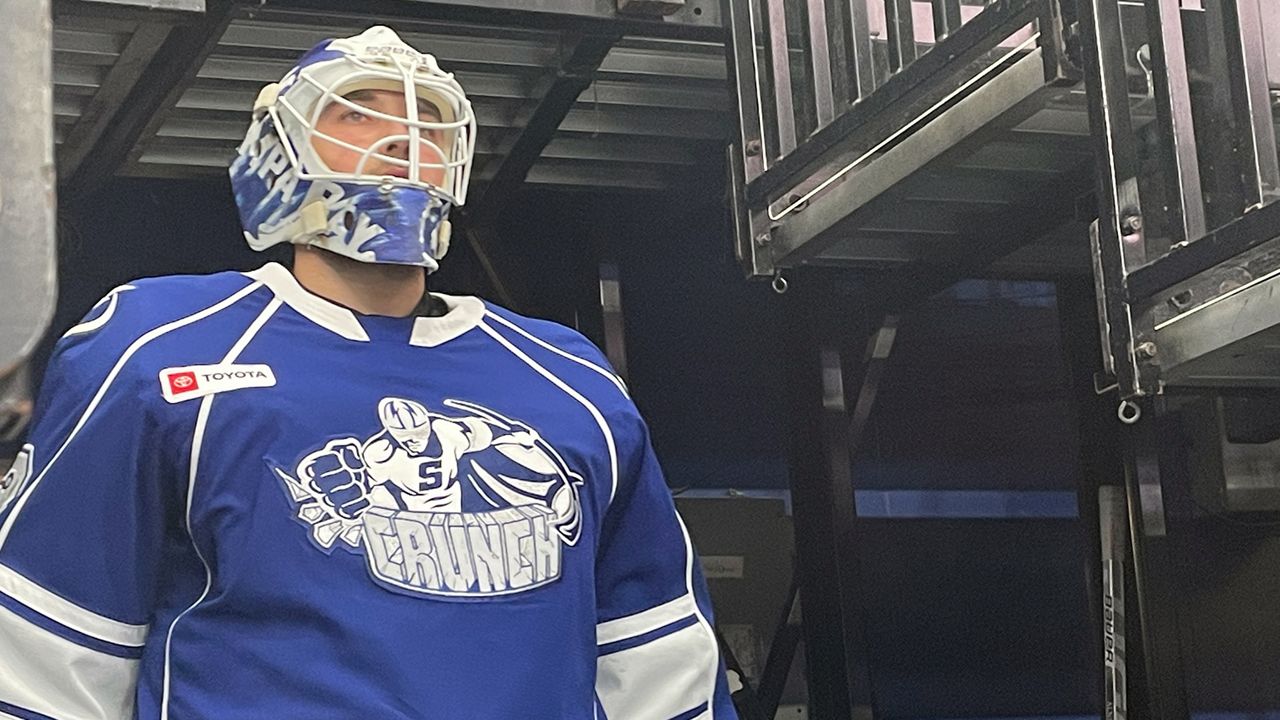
<box><xmin>53</xmin><ymin>27</ymin><xmax>129</xmax><ymax>55</ymax></box>
<box><xmin>88</xmin><ymin>0</ymin><xmax>204</xmax><ymax>11</ymax></box>
<box><xmin>220</xmin><ymin>20</ymin><xmax>562</xmax><ymax>68</ymax></box>
<box><xmin>394</xmin><ymin>0</ymin><xmax>720</xmax><ymax>29</ymax></box>
<box><xmin>1154</xmin><ymin>267</ymin><xmax>1280</xmax><ymax>387</ymax></box>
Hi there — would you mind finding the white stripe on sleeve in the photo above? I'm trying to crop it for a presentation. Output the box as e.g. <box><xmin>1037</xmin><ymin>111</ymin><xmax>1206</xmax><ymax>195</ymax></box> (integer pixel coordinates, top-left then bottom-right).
<box><xmin>0</xmin><ymin>563</ymin><xmax>146</xmax><ymax>648</ymax></box>
<box><xmin>0</xmin><ymin>602</ymin><xmax>138</xmax><ymax>720</ymax></box>
<box><xmin>596</xmin><ymin>594</ymin><xmax>698</xmax><ymax>646</ymax></box>
<box><xmin>596</xmin><ymin>621</ymin><xmax>717</xmax><ymax>720</ymax></box>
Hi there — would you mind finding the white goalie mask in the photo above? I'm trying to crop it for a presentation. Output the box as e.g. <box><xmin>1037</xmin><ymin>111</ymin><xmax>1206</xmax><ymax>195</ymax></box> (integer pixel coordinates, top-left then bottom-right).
<box><xmin>230</xmin><ymin>26</ymin><xmax>477</xmax><ymax>270</ymax></box>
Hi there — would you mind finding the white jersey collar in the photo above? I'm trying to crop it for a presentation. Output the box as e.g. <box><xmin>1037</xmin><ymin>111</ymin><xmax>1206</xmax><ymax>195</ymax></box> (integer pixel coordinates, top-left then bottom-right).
<box><xmin>245</xmin><ymin>262</ymin><xmax>484</xmax><ymax>347</ymax></box>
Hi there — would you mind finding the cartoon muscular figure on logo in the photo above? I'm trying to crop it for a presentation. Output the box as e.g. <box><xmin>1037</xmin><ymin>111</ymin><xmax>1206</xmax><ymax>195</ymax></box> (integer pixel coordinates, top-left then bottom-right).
<box><xmin>274</xmin><ymin>398</ymin><xmax>583</xmax><ymax>597</ymax></box>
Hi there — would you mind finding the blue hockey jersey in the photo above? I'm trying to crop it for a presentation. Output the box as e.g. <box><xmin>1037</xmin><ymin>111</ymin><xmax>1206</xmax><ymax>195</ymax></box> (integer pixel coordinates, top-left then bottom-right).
<box><xmin>0</xmin><ymin>263</ymin><xmax>737</xmax><ymax>720</ymax></box>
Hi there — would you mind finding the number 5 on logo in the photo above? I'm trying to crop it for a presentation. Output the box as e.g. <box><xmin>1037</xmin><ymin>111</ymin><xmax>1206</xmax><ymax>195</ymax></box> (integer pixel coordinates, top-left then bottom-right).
<box><xmin>0</xmin><ymin>444</ymin><xmax>33</xmax><ymax>515</ymax></box>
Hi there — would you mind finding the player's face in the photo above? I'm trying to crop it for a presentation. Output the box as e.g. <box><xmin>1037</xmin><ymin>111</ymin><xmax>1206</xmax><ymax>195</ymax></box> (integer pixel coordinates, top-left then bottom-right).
<box><xmin>312</xmin><ymin>89</ymin><xmax>449</xmax><ymax>187</ymax></box>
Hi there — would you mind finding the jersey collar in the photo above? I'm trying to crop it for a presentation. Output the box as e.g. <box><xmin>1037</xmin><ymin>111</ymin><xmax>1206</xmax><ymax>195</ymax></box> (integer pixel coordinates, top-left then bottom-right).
<box><xmin>244</xmin><ymin>262</ymin><xmax>484</xmax><ymax>346</ymax></box>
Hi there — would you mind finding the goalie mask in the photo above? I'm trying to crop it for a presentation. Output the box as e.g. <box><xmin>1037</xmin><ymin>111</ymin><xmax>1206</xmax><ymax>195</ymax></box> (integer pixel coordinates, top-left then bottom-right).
<box><xmin>229</xmin><ymin>26</ymin><xmax>476</xmax><ymax>271</ymax></box>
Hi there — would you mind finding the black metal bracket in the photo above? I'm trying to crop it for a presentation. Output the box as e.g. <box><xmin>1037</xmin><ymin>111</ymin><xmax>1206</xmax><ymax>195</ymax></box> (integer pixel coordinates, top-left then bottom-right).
<box><xmin>61</xmin><ymin>0</ymin><xmax>235</xmax><ymax>200</ymax></box>
<box><xmin>465</xmin><ymin>32</ymin><xmax>620</xmax><ymax>228</ymax></box>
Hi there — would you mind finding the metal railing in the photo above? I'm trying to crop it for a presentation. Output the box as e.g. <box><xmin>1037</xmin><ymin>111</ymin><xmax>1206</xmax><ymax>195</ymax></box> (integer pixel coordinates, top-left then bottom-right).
<box><xmin>725</xmin><ymin>0</ymin><xmax>1078</xmax><ymax>280</ymax></box>
<box><xmin>1082</xmin><ymin>0</ymin><xmax>1280</xmax><ymax>399</ymax></box>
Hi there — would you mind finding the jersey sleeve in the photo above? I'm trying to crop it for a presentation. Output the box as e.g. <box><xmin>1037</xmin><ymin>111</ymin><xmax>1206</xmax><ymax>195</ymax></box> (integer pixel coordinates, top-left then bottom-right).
<box><xmin>0</xmin><ymin>319</ymin><xmax>172</xmax><ymax>720</ymax></box>
<box><xmin>594</xmin><ymin>414</ymin><xmax>737</xmax><ymax>720</ymax></box>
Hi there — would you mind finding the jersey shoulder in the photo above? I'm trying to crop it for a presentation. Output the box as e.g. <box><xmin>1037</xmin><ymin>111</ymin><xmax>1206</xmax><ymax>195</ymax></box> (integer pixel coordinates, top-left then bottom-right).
<box><xmin>481</xmin><ymin>303</ymin><xmax>613</xmax><ymax>370</ymax></box>
<box><xmin>48</xmin><ymin>269</ymin><xmax>260</xmax><ymax>384</ymax></box>
<box><xmin>479</xmin><ymin>302</ymin><xmax>641</xmax><ymax>425</ymax></box>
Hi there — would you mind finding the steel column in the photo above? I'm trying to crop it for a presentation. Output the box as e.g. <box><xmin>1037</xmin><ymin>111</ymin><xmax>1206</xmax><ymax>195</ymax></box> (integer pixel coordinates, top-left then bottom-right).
<box><xmin>0</xmin><ymin>0</ymin><xmax>57</xmax><ymax>374</ymax></box>
<box><xmin>727</xmin><ymin>143</ymin><xmax>774</xmax><ymax>278</ymax></box>
<box><xmin>1182</xmin><ymin>0</ymin><xmax>1245</xmax><ymax>234</ymax></box>
<box><xmin>755</xmin><ymin>576</ymin><xmax>802</xmax><ymax>720</ymax></box>
<box><xmin>1264</xmin><ymin>0</ymin><xmax>1280</xmax><ymax>88</ymax></box>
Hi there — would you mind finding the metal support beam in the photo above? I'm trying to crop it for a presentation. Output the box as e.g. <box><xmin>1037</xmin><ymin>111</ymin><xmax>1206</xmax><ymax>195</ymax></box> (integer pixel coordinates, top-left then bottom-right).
<box><xmin>785</xmin><ymin>288</ymin><xmax>887</xmax><ymax>720</ymax></box>
<box><xmin>755</xmin><ymin>575</ymin><xmax>802</xmax><ymax>720</ymax></box>
<box><xmin>1145</xmin><ymin>0</ymin><xmax>1206</xmax><ymax>247</ymax></box>
<box><xmin>883</xmin><ymin>0</ymin><xmax>916</xmax><ymax>73</ymax></box>
<box><xmin>764</xmin><ymin>0</ymin><xmax>796</xmax><ymax>156</ymax></box>
<box><xmin>1219</xmin><ymin>0</ymin><xmax>1280</xmax><ymax>210</ymax></box>
<box><xmin>54</xmin><ymin>0</ymin><xmax>208</xmax><ymax>24</ymax></box>
<box><xmin>467</xmin><ymin>33</ymin><xmax>619</xmax><ymax>226</ymax></box>
<box><xmin>723</xmin><ymin>0</ymin><xmax>767</xmax><ymax>186</ymax></box>
<box><xmin>843</xmin><ymin>0</ymin><xmax>877</xmax><ymax>103</ymax></box>
<box><xmin>598</xmin><ymin>263</ymin><xmax>629</xmax><ymax>383</ymax></box>
<box><xmin>0</xmin><ymin>0</ymin><xmax>57</xmax><ymax>375</ymax></box>
<box><xmin>1125</xmin><ymin>196</ymin><xmax>1280</xmax><ymax>302</ymax></box>
<box><xmin>57</xmin><ymin>22</ymin><xmax>173</xmax><ymax>181</ymax></box>
<box><xmin>1120</xmin><ymin>403</ymin><xmax>1190</xmax><ymax>720</ymax></box>
<box><xmin>1078</xmin><ymin>0</ymin><xmax>1147</xmax><ymax>397</ymax></box>
<box><xmin>930</xmin><ymin>0</ymin><xmax>962</xmax><ymax>41</ymax></box>
<box><xmin>765</xmin><ymin>44</ymin><xmax>1084</xmax><ymax>287</ymax></box>
<box><xmin>462</xmin><ymin>225</ymin><xmax>522</xmax><ymax>309</ymax></box>
<box><xmin>805</xmin><ymin>0</ymin><xmax>836</xmax><ymax>128</ymax></box>
<box><xmin>62</xmin><ymin>0</ymin><xmax>234</xmax><ymax>199</ymax></box>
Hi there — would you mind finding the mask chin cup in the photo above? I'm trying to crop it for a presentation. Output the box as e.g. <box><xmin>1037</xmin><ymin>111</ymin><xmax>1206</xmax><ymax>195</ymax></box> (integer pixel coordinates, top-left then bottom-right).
<box><xmin>433</xmin><ymin>219</ymin><xmax>451</xmax><ymax>261</ymax></box>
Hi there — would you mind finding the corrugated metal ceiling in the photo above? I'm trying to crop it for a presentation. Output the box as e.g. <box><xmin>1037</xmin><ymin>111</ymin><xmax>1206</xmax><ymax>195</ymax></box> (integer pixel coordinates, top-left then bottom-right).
<box><xmin>51</xmin><ymin>4</ymin><xmax>730</xmax><ymax>192</ymax></box>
